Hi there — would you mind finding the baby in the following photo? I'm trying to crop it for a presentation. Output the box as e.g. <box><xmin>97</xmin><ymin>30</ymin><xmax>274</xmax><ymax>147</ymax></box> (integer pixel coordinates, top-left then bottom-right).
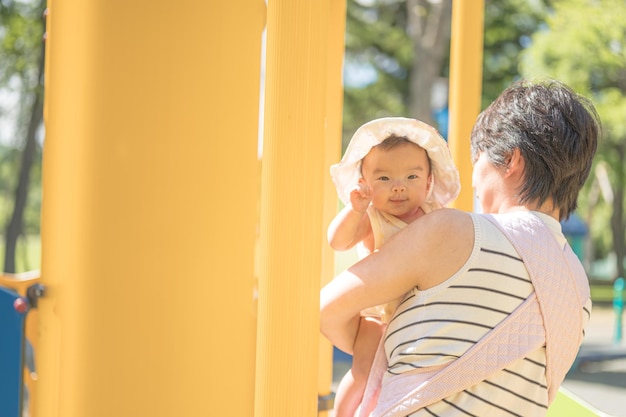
<box><xmin>327</xmin><ymin>117</ymin><xmax>460</xmax><ymax>417</ymax></box>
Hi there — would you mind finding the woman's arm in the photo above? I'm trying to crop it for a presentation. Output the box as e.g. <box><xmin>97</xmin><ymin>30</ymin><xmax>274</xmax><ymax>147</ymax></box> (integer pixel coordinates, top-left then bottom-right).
<box><xmin>320</xmin><ymin>208</ymin><xmax>474</xmax><ymax>353</ymax></box>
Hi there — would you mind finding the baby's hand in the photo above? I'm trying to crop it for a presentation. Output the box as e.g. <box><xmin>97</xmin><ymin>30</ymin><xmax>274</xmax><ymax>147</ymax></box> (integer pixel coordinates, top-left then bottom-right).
<box><xmin>349</xmin><ymin>183</ymin><xmax>371</xmax><ymax>213</ymax></box>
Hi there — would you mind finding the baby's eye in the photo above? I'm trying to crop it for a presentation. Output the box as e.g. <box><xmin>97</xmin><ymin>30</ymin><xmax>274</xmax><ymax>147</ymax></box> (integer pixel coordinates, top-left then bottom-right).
<box><xmin>378</xmin><ymin>176</ymin><xmax>390</xmax><ymax>181</ymax></box>
<box><xmin>408</xmin><ymin>174</ymin><xmax>418</xmax><ymax>180</ymax></box>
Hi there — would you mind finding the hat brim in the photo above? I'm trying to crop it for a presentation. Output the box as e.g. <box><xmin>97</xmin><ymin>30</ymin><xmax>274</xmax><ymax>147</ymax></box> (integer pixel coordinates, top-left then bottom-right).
<box><xmin>330</xmin><ymin>117</ymin><xmax>461</xmax><ymax>207</ymax></box>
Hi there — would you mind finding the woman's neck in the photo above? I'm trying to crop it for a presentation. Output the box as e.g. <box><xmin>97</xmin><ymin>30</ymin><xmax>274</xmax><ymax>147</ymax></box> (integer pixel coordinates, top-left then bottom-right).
<box><xmin>500</xmin><ymin>200</ymin><xmax>560</xmax><ymax>221</ymax></box>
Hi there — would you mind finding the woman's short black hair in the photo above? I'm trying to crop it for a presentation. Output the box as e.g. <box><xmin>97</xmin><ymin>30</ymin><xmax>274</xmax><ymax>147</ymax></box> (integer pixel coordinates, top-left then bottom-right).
<box><xmin>471</xmin><ymin>79</ymin><xmax>601</xmax><ymax>220</ymax></box>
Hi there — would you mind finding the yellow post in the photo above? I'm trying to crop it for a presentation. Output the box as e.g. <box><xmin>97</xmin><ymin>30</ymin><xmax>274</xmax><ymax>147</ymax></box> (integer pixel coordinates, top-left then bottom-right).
<box><xmin>39</xmin><ymin>1</ymin><xmax>265</xmax><ymax>416</ymax></box>
<box><xmin>318</xmin><ymin>2</ymin><xmax>347</xmax><ymax>415</ymax></box>
<box><xmin>255</xmin><ymin>0</ymin><xmax>331</xmax><ymax>416</ymax></box>
<box><xmin>448</xmin><ymin>1</ymin><xmax>484</xmax><ymax>211</ymax></box>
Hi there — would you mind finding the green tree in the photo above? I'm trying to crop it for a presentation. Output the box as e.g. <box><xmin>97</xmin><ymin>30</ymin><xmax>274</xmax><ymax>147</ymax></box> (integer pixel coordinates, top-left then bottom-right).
<box><xmin>342</xmin><ymin>0</ymin><xmax>451</xmax><ymax>147</ymax></box>
<box><xmin>482</xmin><ymin>0</ymin><xmax>552</xmax><ymax>107</ymax></box>
<box><xmin>342</xmin><ymin>0</ymin><xmax>552</xmax><ymax>147</ymax></box>
<box><xmin>521</xmin><ymin>0</ymin><xmax>626</xmax><ymax>280</ymax></box>
<box><xmin>0</xmin><ymin>0</ymin><xmax>46</xmax><ymax>272</ymax></box>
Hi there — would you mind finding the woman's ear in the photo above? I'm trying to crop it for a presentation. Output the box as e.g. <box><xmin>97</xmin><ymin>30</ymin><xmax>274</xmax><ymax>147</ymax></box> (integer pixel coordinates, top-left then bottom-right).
<box><xmin>505</xmin><ymin>148</ymin><xmax>525</xmax><ymax>179</ymax></box>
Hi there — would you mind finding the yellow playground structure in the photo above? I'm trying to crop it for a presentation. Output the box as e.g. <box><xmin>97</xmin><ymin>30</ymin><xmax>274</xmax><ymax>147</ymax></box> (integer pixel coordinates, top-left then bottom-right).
<box><xmin>0</xmin><ymin>1</ymin><xmax>603</xmax><ymax>416</ymax></box>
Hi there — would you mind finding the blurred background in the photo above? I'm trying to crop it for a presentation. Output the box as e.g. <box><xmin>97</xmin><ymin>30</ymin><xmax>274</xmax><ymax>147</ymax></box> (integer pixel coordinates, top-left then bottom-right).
<box><xmin>1</xmin><ymin>0</ymin><xmax>624</xmax><ymax>286</ymax></box>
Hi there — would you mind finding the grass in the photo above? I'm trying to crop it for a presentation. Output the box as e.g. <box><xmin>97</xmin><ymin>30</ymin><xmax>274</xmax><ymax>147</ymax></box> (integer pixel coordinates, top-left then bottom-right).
<box><xmin>591</xmin><ymin>284</ymin><xmax>625</xmax><ymax>305</ymax></box>
<box><xmin>0</xmin><ymin>235</ymin><xmax>41</xmax><ymax>273</ymax></box>
<box><xmin>546</xmin><ymin>390</ymin><xmax>604</xmax><ymax>417</ymax></box>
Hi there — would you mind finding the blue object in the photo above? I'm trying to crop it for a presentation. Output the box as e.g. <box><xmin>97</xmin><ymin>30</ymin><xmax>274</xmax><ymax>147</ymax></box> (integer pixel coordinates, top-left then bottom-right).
<box><xmin>561</xmin><ymin>213</ymin><xmax>588</xmax><ymax>237</ymax></box>
<box><xmin>432</xmin><ymin>107</ymin><xmax>449</xmax><ymax>140</ymax></box>
<box><xmin>333</xmin><ymin>346</ymin><xmax>352</xmax><ymax>363</ymax></box>
<box><xmin>0</xmin><ymin>287</ymin><xmax>27</xmax><ymax>417</ymax></box>
<box><xmin>614</xmin><ymin>277</ymin><xmax>624</xmax><ymax>344</ymax></box>
<box><xmin>561</xmin><ymin>213</ymin><xmax>588</xmax><ymax>260</ymax></box>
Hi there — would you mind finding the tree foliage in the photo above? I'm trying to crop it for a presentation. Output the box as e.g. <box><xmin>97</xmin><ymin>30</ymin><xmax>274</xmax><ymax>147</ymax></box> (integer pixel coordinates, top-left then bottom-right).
<box><xmin>343</xmin><ymin>0</ymin><xmax>416</xmax><ymax>142</ymax></box>
<box><xmin>342</xmin><ymin>0</ymin><xmax>451</xmax><ymax>148</ymax></box>
<box><xmin>482</xmin><ymin>0</ymin><xmax>552</xmax><ymax>106</ymax></box>
<box><xmin>521</xmin><ymin>0</ymin><xmax>626</xmax><ymax>279</ymax></box>
<box><xmin>0</xmin><ymin>0</ymin><xmax>45</xmax><ymax>272</ymax></box>
<box><xmin>342</xmin><ymin>0</ymin><xmax>554</xmax><ymax>144</ymax></box>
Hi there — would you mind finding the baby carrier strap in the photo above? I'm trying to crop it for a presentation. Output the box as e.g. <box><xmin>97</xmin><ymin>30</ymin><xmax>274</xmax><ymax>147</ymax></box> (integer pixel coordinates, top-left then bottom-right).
<box><xmin>485</xmin><ymin>212</ymin><xmax>587</xmax><ymax>402</ymax></box>
<box><xmin>361</xmin><ymin>212</ymin><xmax>587</xmax><ymax>416</ymax></box>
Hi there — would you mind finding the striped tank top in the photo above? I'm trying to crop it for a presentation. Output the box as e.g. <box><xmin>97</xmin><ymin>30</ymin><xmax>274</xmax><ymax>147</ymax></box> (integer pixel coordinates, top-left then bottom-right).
<box><xmin>382</xmin><ymin>213</ymin><xmax>591</xmax><ymax>416</ymax></box>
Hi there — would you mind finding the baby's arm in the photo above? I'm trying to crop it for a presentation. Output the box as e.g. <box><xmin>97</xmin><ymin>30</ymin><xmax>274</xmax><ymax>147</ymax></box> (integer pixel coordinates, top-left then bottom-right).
<box><xmin>327</xmin><ymin>183</ymin><xmax>372</xmax><ymax>251</ymax></box>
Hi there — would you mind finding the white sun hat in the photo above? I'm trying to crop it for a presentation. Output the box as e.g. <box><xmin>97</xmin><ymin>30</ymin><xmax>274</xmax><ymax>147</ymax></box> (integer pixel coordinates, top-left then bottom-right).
<box><xmin>330</xmin><ymin>117</ymin><xmax>461</xmax><ymax>207</ymax></box>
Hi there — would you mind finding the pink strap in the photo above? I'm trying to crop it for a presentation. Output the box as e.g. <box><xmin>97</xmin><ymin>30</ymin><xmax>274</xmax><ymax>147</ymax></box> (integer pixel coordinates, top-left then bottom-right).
<box><xmin>357</xmin><ymin>334</ymin><xmax>387</xmax><ymax>417</ymax></box>
<box><xmin>486</xmin><ymin>213</ymin><xmax>587</xmax><ymax>402</ymax></box>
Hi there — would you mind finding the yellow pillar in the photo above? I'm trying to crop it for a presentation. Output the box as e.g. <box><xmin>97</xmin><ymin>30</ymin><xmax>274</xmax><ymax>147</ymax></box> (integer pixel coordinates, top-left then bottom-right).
<box><xmin>39</xmin><ymin>1</ymin><xmax>265</xmax><ymax>416</ymax></box>
<box><xmin>255</xmin><ymin>1</ymin><xmax>331</xmax><ymax>416</ymax></box>
<box><xmin>448</xmin><ymin>1</ymin><xmax>484</xmax><ymax>211</ymax></box>
<box><xmin>318</xmin><ymin>2</ymin><xmax>347</xmax><ymax>416</ymax></box>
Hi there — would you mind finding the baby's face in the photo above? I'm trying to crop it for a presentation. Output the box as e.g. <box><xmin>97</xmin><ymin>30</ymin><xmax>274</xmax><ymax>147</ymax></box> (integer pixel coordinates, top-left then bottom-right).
<box><xmin>361</xmin><ymin>142</ymin><xmax>432</xmax><ymax>223</ymax></box>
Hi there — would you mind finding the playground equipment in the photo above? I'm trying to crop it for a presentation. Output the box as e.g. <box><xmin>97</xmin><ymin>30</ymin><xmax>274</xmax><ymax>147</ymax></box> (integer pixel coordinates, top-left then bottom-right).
<box><xmin>0</xmin><ymin>1</ymin><xmax>608</xmax><ymax>416</ymax></box>
<box><xmin>0</xmin><ymin>272</ymin><xmax>42</xmax><ymax>417</ymax></box>
<box><xmin>39</xmin><ymin>1</ymin><xmax>339</xmax><ymax>416</ymax></box>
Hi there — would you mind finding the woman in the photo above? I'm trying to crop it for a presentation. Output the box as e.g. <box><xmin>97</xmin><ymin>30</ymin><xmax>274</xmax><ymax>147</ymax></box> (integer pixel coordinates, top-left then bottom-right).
<box><xmin>320</xmin><ymin>79</ymin><xmax>600</xmax><ymax>417</ymax></box>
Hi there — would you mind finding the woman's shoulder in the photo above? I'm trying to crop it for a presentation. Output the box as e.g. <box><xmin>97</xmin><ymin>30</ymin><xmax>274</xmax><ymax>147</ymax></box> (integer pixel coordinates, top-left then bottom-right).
<box><xmin>402</xmin><ymin>208</ymin><xmax>476</xmax><ymax>290</ymax></box>
<box><xmin>405</xmin><ymin>208</ymin><xmax>476</xmax><ymax>251</ymax></box>
<box><xmin>418</xmin><ymin>207</ymin><xmax>475</xmax><ymax>232</ymax></box>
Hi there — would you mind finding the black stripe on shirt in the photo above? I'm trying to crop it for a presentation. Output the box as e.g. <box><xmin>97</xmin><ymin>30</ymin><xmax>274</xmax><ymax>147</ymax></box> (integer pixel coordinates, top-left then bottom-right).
<box><xmin>480</xmin><ymin>247</ymin><xmax>523</xmax><ymax>262</ymax></box>
<box><xmin>467</xmin><ymin>268</ymin><xmax>531</xmax><ymax>283</ymax></box>
<box><xmin>461</xmin><ymin>391</ymin><xmax>523</xmax><ymax>416</ymax></box>
<box><xmin>502</xmin><ymin>368</ymin><xmax>548</xmax><ymax>389</ymax></box>
<box><xmin>385</xmin><ymin>318</ymin><xmax>494</xmax><ymax>342</ymax></box>
<box><xmin>388</xmin><ymin>336</ymin><xmax>476</xmax><ymax>358</ymax></box>
<box><xmin>448</xmin><ymin>285</ymin><xmax>527</xmax><ymax>301</ymax></box>
<box><xmin>391</xmin><ymin>301</ymin><xmax>511</xmax><ymax>326</ymax></box>
<box><xmin>483</xmin><ymin>379</ymin><xmax>548</xmax><ymax>409</ymax></box>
